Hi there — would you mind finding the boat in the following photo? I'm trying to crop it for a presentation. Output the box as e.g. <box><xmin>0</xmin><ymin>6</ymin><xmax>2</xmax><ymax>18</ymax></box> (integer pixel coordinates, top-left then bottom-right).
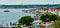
<box><xmin>4</xmin><ymin>10</ymin><xmax>10</xmax><ymax>12</ymax></box>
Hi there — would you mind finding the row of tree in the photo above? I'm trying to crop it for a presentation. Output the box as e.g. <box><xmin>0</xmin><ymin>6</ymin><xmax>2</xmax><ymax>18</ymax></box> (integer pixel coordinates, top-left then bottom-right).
<box><xmin>13</xmin><ymin>12</ymin><xmax>60</xmax><ymax>28</ymax></box>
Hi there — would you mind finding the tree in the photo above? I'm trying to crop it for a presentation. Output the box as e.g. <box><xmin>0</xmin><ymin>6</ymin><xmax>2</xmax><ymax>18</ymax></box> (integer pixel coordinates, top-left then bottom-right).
<box><xmin>57</xmin><ymin>16</ymin><xmax>60</xmax><ymax>21</ymax></box>
<box><xmin>53</xmin><ymin>21</ymin><xmax>60</xmax><ymax>28</ymax></box>
<box><xmin>40</xmin><ymin>12</ymin><xmax>57</xmax><ymax>22</ymax></box>
<box><xmin>49</xmin><ymin>14</ymin><xmax>57</xmax><ymax>21</ymax></box>
<box><xmin>18</xmin><ymin>16</ymin><xmax>33</xmax><ymax>26</ymax></box>
<box><xmin>40</xmin><ymin>12</ymin><xmax>50</xmax><ymax>22</ymax></box>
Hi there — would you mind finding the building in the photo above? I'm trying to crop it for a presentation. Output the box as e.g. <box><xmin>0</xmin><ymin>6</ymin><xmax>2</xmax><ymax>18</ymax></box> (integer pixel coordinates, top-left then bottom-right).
<box><xmin>23</xmin><ymin>7</ymin><xmax>60</xmax><ymax>16</ymax></box>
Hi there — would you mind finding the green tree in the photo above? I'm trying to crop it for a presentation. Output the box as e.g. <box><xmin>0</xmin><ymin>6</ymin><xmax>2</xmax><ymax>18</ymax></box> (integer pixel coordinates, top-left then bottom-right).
<box><xmin>53</xmin><ymin>21</ymin><xmax>60</xmax><ymax>28</ymax></box>
<box><xmin>57</xmin><ymin>16</ymin><xmax>60</xmax><ymax>21</ymax></box>
<box><xmin>49</xmin><ymin>14</ymin><xmax>57</xmax><ymax>21</ymax></box>
<box><xmin>18</xmin><ymin>16</ymin><xmax>33</xmax><ymax>26</ymax></box>
<box><xmin>40</xmin><ymin>12</ymin><xmax>50</xmax><ymax>22</ymax></box>
<box><xmin>40</xmin><ymin>12</ymin><xmax>57</xmax><ymax>22</ymax></box>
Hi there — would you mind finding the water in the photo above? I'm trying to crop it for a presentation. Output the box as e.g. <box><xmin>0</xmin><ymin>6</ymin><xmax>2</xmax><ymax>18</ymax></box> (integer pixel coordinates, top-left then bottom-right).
<box><xmin>0</xmin><ymin>5</ymin><xmax>60</xmax><ymax>26</ymax></box>
<box><xmin>0</xmin><ymin>5</ymin><xmax>60</xmax><ymax>8</ymax></box>
<box><xmin>0</xmin><ymin>8</ymin><xmax>35</xmax><ymax>26</ymax></box>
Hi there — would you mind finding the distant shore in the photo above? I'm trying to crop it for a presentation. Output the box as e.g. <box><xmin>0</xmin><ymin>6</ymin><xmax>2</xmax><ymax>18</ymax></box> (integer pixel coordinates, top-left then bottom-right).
<box><xmin>0</xmin><ymin>4</ymin><xmax>60</xmax><ymax>9</ymax></box>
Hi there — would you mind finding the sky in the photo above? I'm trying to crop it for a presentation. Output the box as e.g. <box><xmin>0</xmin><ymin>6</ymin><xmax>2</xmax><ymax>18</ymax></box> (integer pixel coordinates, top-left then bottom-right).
<box><xmin>0</xmin><ymin>0</ymin><xmax>59</xmax><ymax>5</ymax></box>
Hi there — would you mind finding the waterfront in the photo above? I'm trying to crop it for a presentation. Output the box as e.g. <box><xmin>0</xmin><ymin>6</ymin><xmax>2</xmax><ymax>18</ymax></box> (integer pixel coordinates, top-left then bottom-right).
<box><xmin>0</xmin><ymin>8</ymin><xmax>35</xmax><ymax>26</ymax></box>
<box><xmin>0</xmin><ymin>5</ymin><xmax>60</xmax><ymax>28</ymax></box>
